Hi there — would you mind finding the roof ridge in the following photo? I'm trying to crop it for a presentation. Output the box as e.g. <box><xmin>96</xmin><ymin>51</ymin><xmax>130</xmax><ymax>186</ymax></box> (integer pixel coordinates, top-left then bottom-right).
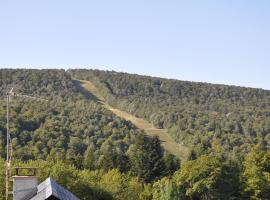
<box><xmin>29</xmin><ymin>177</ymin><xmax>80</xmax><ymax>200</ymax></box>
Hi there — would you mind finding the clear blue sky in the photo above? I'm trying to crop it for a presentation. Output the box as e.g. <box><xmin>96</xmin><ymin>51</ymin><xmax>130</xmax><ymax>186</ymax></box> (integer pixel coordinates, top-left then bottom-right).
<box><xmin>0</xmin><ymin>1</ymin><xmax>269</xmax><ymax>90</ymax></box>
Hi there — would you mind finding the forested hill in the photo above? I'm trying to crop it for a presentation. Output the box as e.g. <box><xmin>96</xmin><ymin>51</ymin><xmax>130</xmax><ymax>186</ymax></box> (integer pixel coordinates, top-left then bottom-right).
<box><xmin>0</xmin><ymin>69</ymin><xmax>142</xmax><ymax>165</ymax></box>
<box><xmin>0</xmin><ymin>69</ymin><xmax>270</xmax><ymax>199</ymax></box>
<box><xmin>70</xmin><ymin>69</ymin><xmax>270</xmax><ymax>159</ymax></box>
<box><xmin>0</xmin><ymin>69</ymin><xmax>179</xmax><ymax>199</ymax></box>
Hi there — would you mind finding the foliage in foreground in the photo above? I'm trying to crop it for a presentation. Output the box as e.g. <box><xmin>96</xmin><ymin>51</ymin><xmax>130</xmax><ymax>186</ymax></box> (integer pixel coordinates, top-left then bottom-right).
<box><xmin>153</xmin><ymin>148</ymin><xmax>270</xmax><ymax>200</ymax></box>
<box><xmin>0</xmin><ymin>158</ymin><xmax>151</xmax><ymax>200</ymax></box>
<box><xmin>1</xmin><ymin>148</ymin><xmax>270</xmax><ymax>200</ymax></box>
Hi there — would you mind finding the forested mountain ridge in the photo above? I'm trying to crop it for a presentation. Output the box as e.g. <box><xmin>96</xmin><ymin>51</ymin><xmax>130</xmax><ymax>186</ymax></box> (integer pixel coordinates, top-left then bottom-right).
<box><xmin>70</xmin><ymin>69</ymin><xmax>270</xmax><ymax>160</ymax></box>
<box><xmin>0</xmin><ymin>69</ymin><xmax>270</xmax><ymax>199</ymax></box>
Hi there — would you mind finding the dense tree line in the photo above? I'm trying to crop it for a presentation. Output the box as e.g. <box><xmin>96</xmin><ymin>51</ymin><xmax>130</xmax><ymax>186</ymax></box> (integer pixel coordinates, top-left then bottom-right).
<box><xmin>1</xmin><ymin>147</ymin><xmax>269</xmax><ymax>199</ymax></box>
<box><xmin>0</xmin><ymin>158</ymin><xmax>152</xmax><ymax>200</ymax></box>
<box><xmin>0</xmin><ymin>70</ymin><xmax>141</xmax><ymax>170</ymax></box>
<box><xmin>0</xmin><ymin>69</ymin><xmax>179</xmax><ymax>199</ymax></box>
<box><xmin>70</xmin><ymin>69</ymin><xmax>270</xmax><ymax>160</ymax></box>
<box><xmin>0</xmin><ymin>69</ymin><xmax>270</xmax><ymax>199</ymax></box>
<box><xmin>0</xmin><ymin>69</ymin><xmax>77</xmax><ymax>100</ymax></box>
<box><xmin>153</xmin><ymin>147</ymin><xmax>270</xmax><ymax>200</ymax></box>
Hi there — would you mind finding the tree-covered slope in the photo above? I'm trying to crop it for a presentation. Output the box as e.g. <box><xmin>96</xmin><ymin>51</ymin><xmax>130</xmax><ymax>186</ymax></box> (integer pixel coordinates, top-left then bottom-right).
<box><xmin>70</xmin><ymin>69</ymin><xmax>270</xmax><ymax>159</ymax></box>
<box><xmin>1</xmin><ymin>69</ymin><xmax>270</xmax><ymax>200</ymax></box>
<box><xmin>0</xmin><ymin>69</ymin><xmax>179</xmax><ymax>199</ymax></box>
<box><xmin>79</xmin><ymin>79</ymin><xmax>189</xmax><ymax>161</ymax></box>
<box><xmin>0</xmin><ymin>69</ymin><xmax>172</xmax><ymax>174</ymax></box>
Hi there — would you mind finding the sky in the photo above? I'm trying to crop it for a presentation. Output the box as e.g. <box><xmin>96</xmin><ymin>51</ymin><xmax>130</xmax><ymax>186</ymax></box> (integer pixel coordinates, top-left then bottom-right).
<box><xmin>0</xmin><ymin>0</ymin><xmax>269</xmax><ymax>90</ymax></box>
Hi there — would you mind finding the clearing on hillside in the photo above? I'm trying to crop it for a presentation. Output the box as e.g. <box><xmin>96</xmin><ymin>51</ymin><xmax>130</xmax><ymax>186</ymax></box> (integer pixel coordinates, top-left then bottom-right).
<box><xmin>79</xmin><ymin>79</ymin><xmax>189</xmax><ymax>161</ymax></box>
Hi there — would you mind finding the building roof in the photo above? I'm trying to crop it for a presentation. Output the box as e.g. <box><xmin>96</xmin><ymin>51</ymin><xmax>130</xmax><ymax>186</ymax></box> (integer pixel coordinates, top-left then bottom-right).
<box><xmin>28</xmin><ymin>177</ymin><xmax>80</xmax><ymax>200</ymax></box>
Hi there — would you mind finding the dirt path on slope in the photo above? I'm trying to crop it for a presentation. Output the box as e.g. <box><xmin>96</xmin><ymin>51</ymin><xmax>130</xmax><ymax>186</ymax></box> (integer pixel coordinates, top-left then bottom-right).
<box><xmin>79</xmin><ymin>80</ymin><xmax>189</xmax><ymax>161</ymax></box>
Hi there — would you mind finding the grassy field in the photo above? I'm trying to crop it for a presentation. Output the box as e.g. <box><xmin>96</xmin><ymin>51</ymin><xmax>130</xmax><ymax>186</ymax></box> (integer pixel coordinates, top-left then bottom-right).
<box><xmin>79</xmin><ymin>80</ymin><xmax>189</xmax><ymax>161</ymax></box>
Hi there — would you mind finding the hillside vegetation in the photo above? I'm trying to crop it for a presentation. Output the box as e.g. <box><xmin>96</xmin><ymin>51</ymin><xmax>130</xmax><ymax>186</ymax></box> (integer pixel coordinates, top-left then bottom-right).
<box><xmin>70</xmin><ymin>69</ymin><xmax>270</xmax><ymax>160</ymax></box>
<box><xmin>0</xmin><ymin>69</ymin><xmax>269</xmax><ymax>199</ymax></box>
<box><xmin>0</xmin><ymin>69</ymin><xmax>179</xmax><ymax>199</ymax></box>
<box><xmin>79</xmin><ymin>80</ymin><xmax>189</xmax><ymax>161</ymax></box>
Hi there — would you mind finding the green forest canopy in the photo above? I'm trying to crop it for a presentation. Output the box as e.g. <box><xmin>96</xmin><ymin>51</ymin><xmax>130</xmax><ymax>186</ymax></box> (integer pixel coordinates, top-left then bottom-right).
<box><xmin>70</xmin><ymin>69</ymin><xmax>270</xmax><ymax>159</ymax></box>
<box><xmin>0</xmin><ymin>69</ymin><xmax>269</xmax><ymax>200</ymax></box>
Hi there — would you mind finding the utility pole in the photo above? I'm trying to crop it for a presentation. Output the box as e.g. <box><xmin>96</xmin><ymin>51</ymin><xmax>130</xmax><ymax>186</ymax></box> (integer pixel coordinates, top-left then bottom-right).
<box><xmin>5</xmin><ymin>88</ymin><xmax>47</xmax><ymax>200</ymax></box>
<box><xmin>5</xmin><ymin>88</ymin><xmax>11</xmax><ymax>200</ymax></box>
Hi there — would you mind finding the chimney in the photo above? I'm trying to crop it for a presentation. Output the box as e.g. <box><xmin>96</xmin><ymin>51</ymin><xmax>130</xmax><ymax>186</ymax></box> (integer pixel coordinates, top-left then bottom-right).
<box><xmin>13</xmin><ymin>167</ymin><xmax>38</xmax><ymax>200</ymax></box>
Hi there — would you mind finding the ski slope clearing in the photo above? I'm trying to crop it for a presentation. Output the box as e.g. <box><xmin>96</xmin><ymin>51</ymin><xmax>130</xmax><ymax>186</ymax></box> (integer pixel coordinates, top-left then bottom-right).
<box><xmin>79</xmin><ymin>79</ymin><xmax>189</xmax><ymax>161</ymax></box>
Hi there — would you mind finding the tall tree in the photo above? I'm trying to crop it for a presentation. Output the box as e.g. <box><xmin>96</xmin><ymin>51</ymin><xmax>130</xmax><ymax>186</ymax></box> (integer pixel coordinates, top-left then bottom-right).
<box><xmin>83</xmin><ymin>145</ymin><xmax>95</xmax><ymax>170</ymax></box>
<box><xmin>129</xmin><ymin>135</ymin><xmax>166</xmax><ymax>183</ymax></box>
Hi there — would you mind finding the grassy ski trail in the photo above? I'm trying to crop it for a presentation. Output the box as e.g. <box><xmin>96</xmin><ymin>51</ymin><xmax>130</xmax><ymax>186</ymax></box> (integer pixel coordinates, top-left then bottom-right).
<box><xmin>79</xmin><ymin>79</ymin><xmax>189</xmax><ymax>161</ymax></box>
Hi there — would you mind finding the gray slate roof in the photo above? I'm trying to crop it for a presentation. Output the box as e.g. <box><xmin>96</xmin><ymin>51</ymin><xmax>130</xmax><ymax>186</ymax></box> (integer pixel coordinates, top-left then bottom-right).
<box><xmin>29</xmin><ymin>177</ymin><xmax>80</xmax><ymax>200</ymax></box>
